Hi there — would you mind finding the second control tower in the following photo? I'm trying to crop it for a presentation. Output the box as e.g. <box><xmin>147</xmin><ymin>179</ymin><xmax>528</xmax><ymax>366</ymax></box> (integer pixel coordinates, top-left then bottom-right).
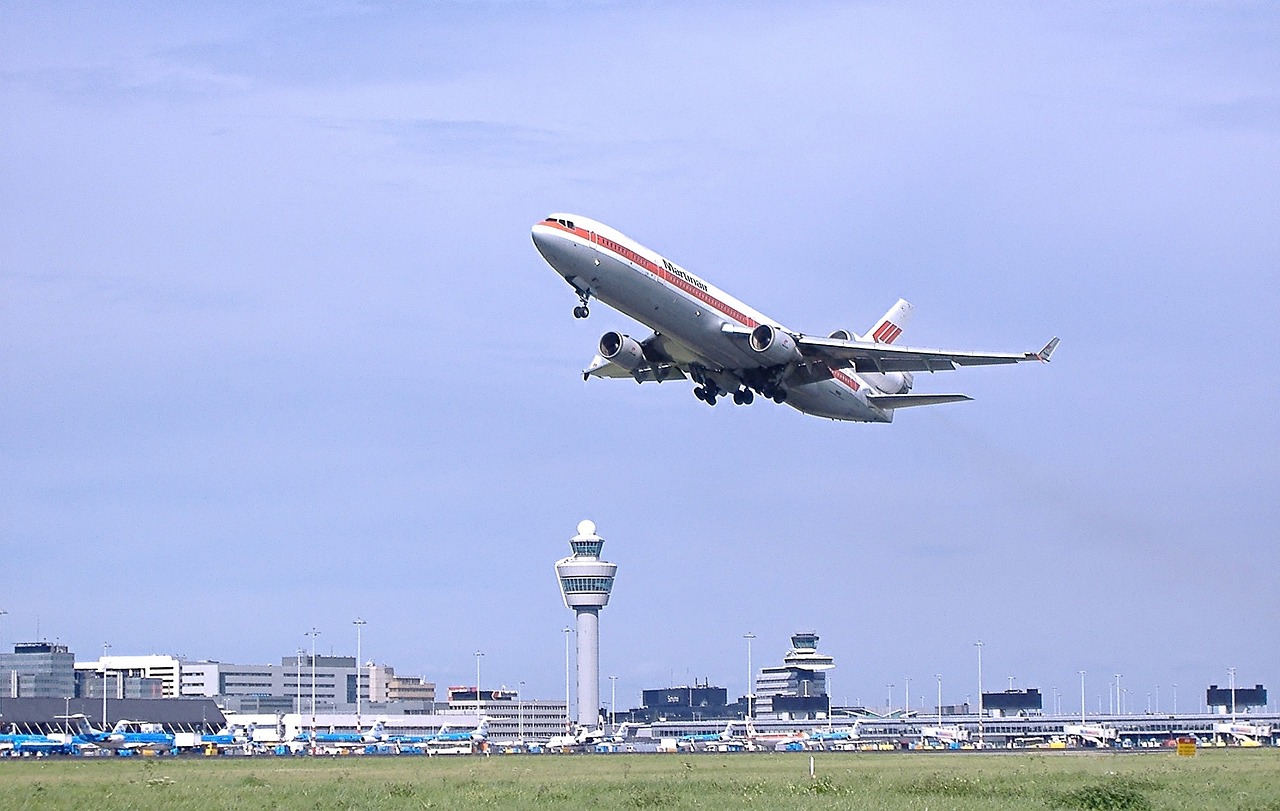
<box><xmin>555</xmin><ymin>519</ymin><xmax>617</xmax><ymax>730</ymax></box>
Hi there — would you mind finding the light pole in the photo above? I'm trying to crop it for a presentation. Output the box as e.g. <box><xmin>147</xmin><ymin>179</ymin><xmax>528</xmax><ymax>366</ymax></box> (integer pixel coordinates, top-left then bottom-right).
<box><xmin>1172</xmin><ymin>683</ymin><xmax>1178</xmax><ymax>715</ymax></box>
<box><xmin>518</xmin><ymin>680</ymin><xmax>525</xmax><ymax>743</ymax></box>
<box><xmin>887</xmin><ymin>683</ymin><xmax>894</xmax><ymax>715</ymax></box>
<box><xmin>100</xmin><ymin>642</ymin><xmax>111</xmax><ymax>729</ymax></box>
<box><xmin>935</xmin><ymin>674</ymin><xmax>943</xmax><ymax>726</ymax></box>
<box><xmin>1079</xmin><ymin>671</ymin><xmax>1086</xmax><ymax>724</ymax></box>
<box><xmin>743</xmin><ymin>633</ymin><xmax>756</xmax><ymax>720</ymax></box>
<box><xmin>296</xmin><ymin>647</ymin><xmax>304</xmax><ymax>723</ymax></box>
<box><xmin>562</xmin><ymin>627</ymin><xmax>572</xmax><ymax>733</ymax></box>
<box><xmin>1114</xmin><ymin>674</ymin><xmax>1122</xmax><ymax>716</ymax></box>
<box><xmin>1053</xmin><ymin>686</ymin><xmax>1059</xmax><ymax>716</ymax></box>
<box><xmin>1155</xmin><ymin>684</ymin><xmax>1160</xmax><ymax>714</ymax></box>
<box><xmin>974</xmin><ymin>641</ymin><xmax>984</xmax><ymax>748</ymax></box>
<box><xmin>1228</xmin><ymin>667</ymin><xmax>1236</xmax><ymax>721</ymax></box>
<box><xmin>474</xmin><ymin>651</ymin><xmax>484</xmax><ymax>717</ymax></box>
<box><xmin>306</xmin><ymin>628</ymin><xmax>321</xmax><ymax>736</ymax></box>
<box><xmin>904</xmin><ymin>677</ymin><xmax>911</xmax><ymax>719</ymax></box>
<box><xmin>353</xmin><ymin>618</ymin><xmax>367</xmax><ymax>729</ymax></box>
<box><xmin>609</xmin><ymin>675</ymin><xmax>618</xmax><ymax>728</ymax></box>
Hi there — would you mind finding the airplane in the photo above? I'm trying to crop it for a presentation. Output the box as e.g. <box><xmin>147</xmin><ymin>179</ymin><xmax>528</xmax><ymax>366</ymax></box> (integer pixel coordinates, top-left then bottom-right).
<box><xmin>295</xmin><ymin>720</ymin><xmax>388</xmax><ymax>749</ymax></box>
<box><xmin>532</xmin><ymin>214</ymin><xmax>1057</xmax><ymax>422</ymax></box>
<box><xmin>200</xmin><ymin>722</ymin><xmax>255</xmax><ymax>752</ymax></box>
<box><xmin>386</xmin><ymin>719</ymin><xmax>488</xmax><ymax>748</ymax></box>
<box><xmin>741</xmin><ymin>719</ymin><xmax>809</xmax><ymax>751</ymax></box>
<box><xmin>677</xmin><ymin>722</ymin><xmax>739</xmax><ymax>750</ymax></box>
<box><xmin>0</xmin><ymin>728</ymin><xmax>75</xmax><ymax>756</ymax></box>
<box><xmin>546</xmin><ymin>723</ymin><xmax>607</xmax><ymax>752</ymax></box>
<box><xmin>804</xmin><ymin>724</ymin><xmax>862</xmax><ymax>749</ymax></box>
<box><xmin>61</xmin><ymin>714</ymin><xmax>176</xmax><ymax>754</ymax></box>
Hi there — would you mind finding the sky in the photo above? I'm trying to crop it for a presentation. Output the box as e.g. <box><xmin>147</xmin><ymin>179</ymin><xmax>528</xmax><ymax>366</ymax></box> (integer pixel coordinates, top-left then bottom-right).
<box><xmin>2</xmin><ymin>2</ymin><xmax>1277</xmax><ymax>716</ymax></box>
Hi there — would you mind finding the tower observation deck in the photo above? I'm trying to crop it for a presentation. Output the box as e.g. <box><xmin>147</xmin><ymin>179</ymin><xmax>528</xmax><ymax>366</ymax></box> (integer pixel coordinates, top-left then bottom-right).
<box><xmin>555</xmin><ymin>520</ymin><xmax>617</xmax><ymax>729</ymax></box>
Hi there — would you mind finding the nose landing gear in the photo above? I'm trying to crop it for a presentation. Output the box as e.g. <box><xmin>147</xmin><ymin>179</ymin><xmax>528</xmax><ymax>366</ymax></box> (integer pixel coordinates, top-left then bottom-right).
<box><xmin>571</xmin><ymin>288</ymin><xmax>592</xmax><ymax>319</ymax></box>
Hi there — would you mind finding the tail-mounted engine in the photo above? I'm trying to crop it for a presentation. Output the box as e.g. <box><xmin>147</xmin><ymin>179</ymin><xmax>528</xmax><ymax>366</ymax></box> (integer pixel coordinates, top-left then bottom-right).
<box><xmin>599</xmin><ymin>331</ymin><xmax>646</xmax><ymax>372</ymax></box>
<box><xmin>862</xmin><ymin>370</ymin><xmax>914</xmax><ymax>394</ymax></box>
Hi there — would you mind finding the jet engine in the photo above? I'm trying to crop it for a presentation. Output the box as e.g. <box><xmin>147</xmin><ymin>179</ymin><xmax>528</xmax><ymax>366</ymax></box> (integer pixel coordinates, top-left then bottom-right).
<box><xmin>748</xmin><ymin>323</ymin><xmax>802</xmax><ymax>366</ymax></box>
<box><xmin>828</xmin><ymin>329</ymin><xmax>858</xmax><ymax>342</ymax></box>
<box><xmin>862</xmin><ymin>370</ymin><xmax>914</xmax><ymax>394</ymax></box>
<box><xmin>599</xmin><ymin>331</ymin><xmax>645</xmax><ymax>371</ymax></box>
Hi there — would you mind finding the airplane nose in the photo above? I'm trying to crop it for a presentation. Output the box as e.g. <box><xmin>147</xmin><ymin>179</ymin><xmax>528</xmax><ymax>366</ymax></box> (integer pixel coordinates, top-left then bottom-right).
<box><xmin>531</xmin><ymin>225</ymin><xmax>568</xmax><ymax>267</ymax></box>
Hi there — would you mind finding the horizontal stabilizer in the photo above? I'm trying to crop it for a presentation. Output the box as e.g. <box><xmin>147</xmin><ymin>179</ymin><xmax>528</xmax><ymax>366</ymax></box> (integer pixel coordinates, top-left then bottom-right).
<box><xmin>867</xmin><ymin>393</ymin><xmax>973</xmax><ymax>410</ymax></box>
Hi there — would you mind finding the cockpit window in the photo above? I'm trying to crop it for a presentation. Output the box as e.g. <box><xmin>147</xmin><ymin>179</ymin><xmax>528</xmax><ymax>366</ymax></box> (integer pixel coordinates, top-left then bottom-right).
<box><xmin>544</xmin><ymin>217</ymin><xmax>575</xmax><ymax>229</ymax></box>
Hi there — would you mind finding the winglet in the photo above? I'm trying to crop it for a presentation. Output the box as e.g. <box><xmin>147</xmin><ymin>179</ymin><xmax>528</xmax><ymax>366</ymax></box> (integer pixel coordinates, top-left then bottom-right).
<box><xmin>1035</xmin><ymin>337</ymin><xmax>1059</xmax><ymax>362</ymax></box>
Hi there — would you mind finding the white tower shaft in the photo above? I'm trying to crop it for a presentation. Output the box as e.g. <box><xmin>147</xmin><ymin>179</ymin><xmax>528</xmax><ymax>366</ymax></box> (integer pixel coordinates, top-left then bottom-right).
<box><xmin>576</xmin><ymin>608</ymin><xmax>599</xmax><ymax>729</ymax></box>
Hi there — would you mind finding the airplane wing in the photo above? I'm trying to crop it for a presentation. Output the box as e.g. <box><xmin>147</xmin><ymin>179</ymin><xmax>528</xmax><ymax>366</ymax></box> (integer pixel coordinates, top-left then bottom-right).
<box><xmin>797</xmin><ymin>334</ymin><xmax>1059</xmax><ymax>373</ymax></box>
<box><xmin>866</xmin><ymin>393</ymin><xmax>973</xmax><ymax>409</ymax></box>
<box><xmin>583</xmin><ymin>356</ymin><xmax>687</xmax><ymax>382</ymax></box>
<box><xmin>583</xmin><ymin>332</ymin><xmax>689</xmax><ymax>382</ymax></box>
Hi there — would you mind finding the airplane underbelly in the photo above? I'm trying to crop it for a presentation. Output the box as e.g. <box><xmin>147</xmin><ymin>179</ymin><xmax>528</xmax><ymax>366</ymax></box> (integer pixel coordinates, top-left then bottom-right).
<box><xmin>786</xmin><ymin>380</ymin><xmax>891</xmax><ymax>423</ymax></box>
<box><xmin>588</xmin><ymin>256</ymin><xmax>750</xmax><ymax>370</ymax></box>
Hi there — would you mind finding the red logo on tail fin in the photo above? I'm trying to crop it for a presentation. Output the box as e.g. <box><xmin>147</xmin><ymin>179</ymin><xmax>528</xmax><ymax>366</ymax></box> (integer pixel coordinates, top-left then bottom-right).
<box><xmin>872</xmin><ymin>321</ymin><xmax>902</xmax><ymax>344</ymax></box>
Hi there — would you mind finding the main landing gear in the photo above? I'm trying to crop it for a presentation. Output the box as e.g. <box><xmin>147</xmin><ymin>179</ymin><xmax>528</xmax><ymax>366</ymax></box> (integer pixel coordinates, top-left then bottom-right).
<box><xmin>572</xmin><ymin>289</ymin><xmax>591</xmax><ymax>319</ymax></box>
<box><xmin>692</xmin><ymin>382</ymin><xmax>757</xmax><ymax>407</ymax></box>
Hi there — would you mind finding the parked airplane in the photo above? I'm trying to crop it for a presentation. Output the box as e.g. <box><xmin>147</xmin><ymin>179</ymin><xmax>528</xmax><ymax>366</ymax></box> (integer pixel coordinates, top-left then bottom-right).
<box><xmin>296</xmin><ymin>720</ymin><xmax>387</xmax><ymax>749</ymax></box>
<box><xmin>200</xmin><ymin>722</ymin><xmax>255</xmax><ymax>752</ymax></box>
<box><xmin>388</xmin><ymin>719</ymin><xmax>488</xmax><ymax>747</ymax></box>
<box><xmin>61</xmin><ymin>714</ymin><xmax>176</xmax><ymax>754</ymax></box>
<box><xmin>678</xmin><ymin>722</ymin><xmax>737</xmax><ymax>747</ymax></box>
<box><xmin>533</xmin><ymin>215</ymin><xmax>1056</xmax><ymax>422</ymax></box>
<box><xmin>546</xmin><ymin>723</ymin><xmax>606</xmax><ymax>752</ymax></box>
<box><xmin>0</xmin><ymin>729</ymin><xmax>74</xmax><ymax>756</ymax></box>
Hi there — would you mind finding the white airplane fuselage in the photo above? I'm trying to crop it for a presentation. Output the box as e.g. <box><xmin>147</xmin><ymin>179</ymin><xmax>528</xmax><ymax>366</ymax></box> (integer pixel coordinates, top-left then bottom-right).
<box><xmin>532</xmin><ymin>215</ymin><xmax>891</xmax><ymax>422</ymax></box>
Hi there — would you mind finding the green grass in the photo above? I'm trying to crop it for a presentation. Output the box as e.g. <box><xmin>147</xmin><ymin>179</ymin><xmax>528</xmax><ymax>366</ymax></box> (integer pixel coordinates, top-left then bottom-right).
<box><xmin>1</xmin><ymin>750</ymin><xmax>1278</xmax><ymax>810</ymax></box>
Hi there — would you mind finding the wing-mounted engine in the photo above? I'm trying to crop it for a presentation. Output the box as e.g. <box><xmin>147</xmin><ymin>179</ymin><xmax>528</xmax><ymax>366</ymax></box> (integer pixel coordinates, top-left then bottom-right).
<box><xmin>827</xmin><ymin>329</ymin><xmax>859</xmax><ymax>341</ymax></box>
<box><xmin>599</xmin><ymin>331</ymin><xmax>645</xmax><ymax>372</ymax></box>
<box><xmin>749</xmin><ymin>324</ymin><xmax>803</xmax><ymax>366</ymax></box>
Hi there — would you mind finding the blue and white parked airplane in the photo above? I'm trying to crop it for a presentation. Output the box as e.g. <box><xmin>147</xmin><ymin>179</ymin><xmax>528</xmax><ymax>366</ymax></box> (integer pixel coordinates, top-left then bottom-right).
<box><xmin>0</xmin><ymin>729</ymin><xmax>74</xmax><ymax>756</ymax></box>
<box><xmin>295</xmin><ymin>720</ymin><xmax>387</xmax><ymax>749</ymax></box>
<box><xmin>532</xmin><ymin>214</ymin><xmax>1056</xmax><ymax>422</ymax></box>
<box><xmin>62</xmin><ymin>714</ymin><xmax>176</xmax><ymax>754</ymax></box>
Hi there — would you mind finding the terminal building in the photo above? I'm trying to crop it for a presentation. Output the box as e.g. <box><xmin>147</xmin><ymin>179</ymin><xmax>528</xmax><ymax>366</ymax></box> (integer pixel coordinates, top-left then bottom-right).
<box><xmin>0</xmin><ymin>643</ymin><xmax>75</xmax><ymax>698</ymax></box>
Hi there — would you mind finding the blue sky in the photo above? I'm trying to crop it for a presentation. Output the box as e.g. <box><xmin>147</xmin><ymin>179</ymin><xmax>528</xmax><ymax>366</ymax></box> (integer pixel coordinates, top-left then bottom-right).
<box><xmin>2</xmin><ymin>2</ymin><xmax>1277</xmax><ymax>714</ymax></box>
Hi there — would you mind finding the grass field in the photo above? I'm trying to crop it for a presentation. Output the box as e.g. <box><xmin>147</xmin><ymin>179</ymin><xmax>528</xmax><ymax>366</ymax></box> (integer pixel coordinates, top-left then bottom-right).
<box><xmin>2</xmin><ymin>750</ymin><xmax>1278</xmax><ymax>810</ymax></box>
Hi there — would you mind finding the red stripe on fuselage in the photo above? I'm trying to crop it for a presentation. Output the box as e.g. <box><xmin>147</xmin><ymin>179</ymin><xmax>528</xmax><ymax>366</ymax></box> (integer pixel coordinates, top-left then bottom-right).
<box><xmin>549</xmin><ymin>221</ymin><xmax>761</xmax><ymax>329</ymax></box>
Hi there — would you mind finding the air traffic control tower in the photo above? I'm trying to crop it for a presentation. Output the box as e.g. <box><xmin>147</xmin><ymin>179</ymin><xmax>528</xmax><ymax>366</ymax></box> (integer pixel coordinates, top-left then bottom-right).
<box><xmin>555</xmin><ymin>520</ymin><xmax>617</xmax><ymax>730</ymax></box>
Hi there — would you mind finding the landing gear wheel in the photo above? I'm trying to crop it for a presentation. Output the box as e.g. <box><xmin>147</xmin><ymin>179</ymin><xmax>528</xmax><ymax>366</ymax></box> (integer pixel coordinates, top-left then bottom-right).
<box><xmin>772</xmin><ymin>390</ymin><xmax>787</xmax><ymax>404</ymax></box>
<box><xmin>693</xmin><ymin>386</ymin><xmax>706</xmax><ymax>402</ymax></box>
<box><xmin>741</xmin><ymin>389</ymin><xmax>754</xmax><ymax>405</ymax></box>
<box><xmin>573</xmin><ymin>305</ymin><xmax>589</xmax><ymax>319</ymax></box>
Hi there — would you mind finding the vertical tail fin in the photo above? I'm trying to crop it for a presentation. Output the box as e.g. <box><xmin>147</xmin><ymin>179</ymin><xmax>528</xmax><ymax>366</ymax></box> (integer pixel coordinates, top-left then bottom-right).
<box><xmin>866</xmin><ymin>298</ymin><xmax>913</xmax><ymax>344</ymax></box>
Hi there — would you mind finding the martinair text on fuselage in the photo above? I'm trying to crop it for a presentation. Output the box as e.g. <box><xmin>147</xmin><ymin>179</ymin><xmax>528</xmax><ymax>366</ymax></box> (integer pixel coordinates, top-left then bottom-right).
<box><xmin>532</xmin><ymin>214</ymin><xmax>1056</xmax><ymax>423</ymax></box>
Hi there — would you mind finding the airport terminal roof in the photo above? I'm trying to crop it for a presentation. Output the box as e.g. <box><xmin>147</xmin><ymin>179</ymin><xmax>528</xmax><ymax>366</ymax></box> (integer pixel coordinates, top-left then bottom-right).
<box><xmin>0</xmin><ymin>697</ymin><xmax>225</xmax><ymax>731</ymax></box>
